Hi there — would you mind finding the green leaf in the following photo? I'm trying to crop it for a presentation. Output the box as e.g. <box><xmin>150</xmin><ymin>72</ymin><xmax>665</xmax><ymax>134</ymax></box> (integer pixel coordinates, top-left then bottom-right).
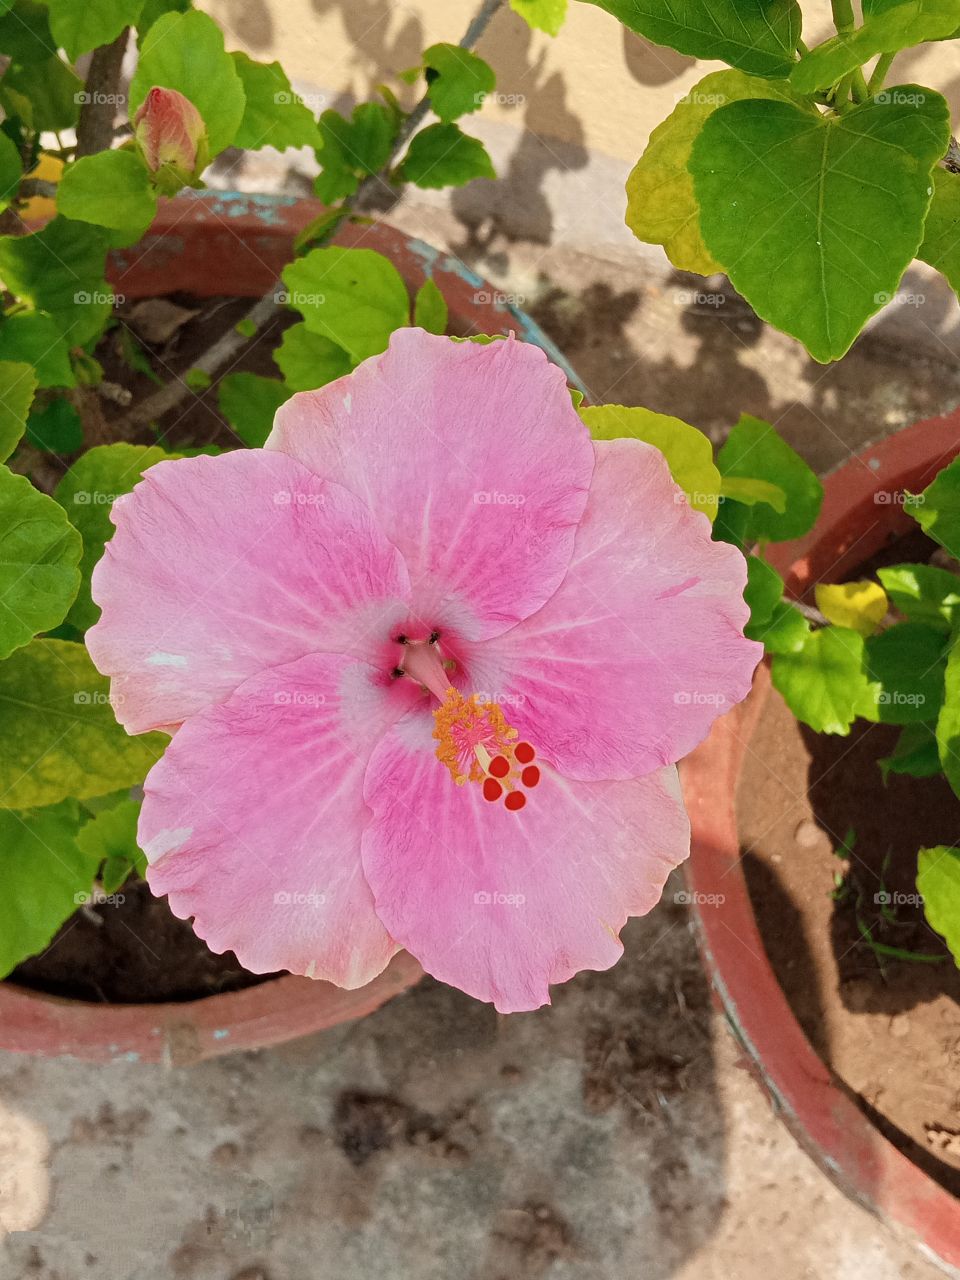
<box><xmin>0</xmin><ymin>1</ymin><xmax>56</xmax><ymax>63</ymax></box>
<box><xmin>0</xmin><ymin>359</ymin><xmax>38</xmax><ymax>461</ymax></box>
<box><xmin>273</xmin><ymin>323</ymin><xmax>352</xmax><ymax>391</ymax></box>
<box><xmin>771</xmin><ymin>625</ymin><xmax>874</xmax><ymax>734</ymax></box>
<box><xmin>0</xmin><ymin>800</ymin><xmax>99</xmax><ymax>978</ymax></box>
<box><xmin>878</xmin><ymin>563</ymin><xmax>960</xmax><ymax>631</ymax></box>
<box><xmin>137</xmin><ymin>0</ymin><xmax>189</xmax><ymax>39</ymax></box>
<box><xmin>53</xmin><ymin>443</ymin><xmax>175</xmax><ymax>632</ymax></box>
<box><xmin>0</xmin><ymin>217</ymin><xmax>112</xmax><ymax>344</ymax></box>
<box><xmin>625</xmin><ymin>69</ymin><xmax>798</xmax><ymax>276</ymax></box>
<box><xmin>579</xmin><ymin>0</ymin><xmax>802</xmax><ymax>77</ymax></box>
<box><xmin>423</xmin><ymin>43</ymin><xmax>495</xmax><ymax>124</ymax></box>
<box><xmin>859</xmin><ymin>622</ymin><xmax>947</xmax><ymax>724</ymax></box>
<box><xmin>580</xmin><ymin>403</ymin><xmax>721</xmax><ymax>521</ymax></box>
<box><xmin>936</xmin><ymin>639</ymin><xmax>960</xmax><ymax>799</ymax></box>
<box><xmin>917</xmin><ymin>845</ymin><xmax>960</xmax><ymax>966</ymax></box>
<box><xmin>716</xmin><ymin>414</ymin><xmax>823</xmax><ymax>542</ymax></box>
<box><xmin>316</xmin><ymin>103</ymin><xmax>397</xmax><ymax>202</ymax></box>
<box><xmin>918</xmin><ymin>168</ymin><xmax>960</xmax><ymax>297</ymax></box>
<box><xmin>790</xmin><ymin>3</ymin><xmax>960</xmax><ymax>94</ymax></box>
<box><xmin>129</xmin><ymin>9</ymin><xmax>245</xmax><ymax>156</ymax></box>
<box><xmin>743</xmin><ymin>553</ymin><xmax>783</xmax><ymax>633</ymax></box>
<box><xmin>0</xmin><ymin>129</ymin><xmax>22</xmax><ymax>211</ymax></box>
<box><xmin>509</xmin><ymin>0</ymin><xmax>567</xmax><ymax>34</ymax></box>
<box><xmin>691</xmin><ymin>89</ymin><xmax>951</xmax><ymax>363</ymax></box>
<box><xmin>76</xmin><ymin>795</ymin><xmax>145</xmax><ymax>894</ymax></box>
<box><xmin>879</xmin><ymin>722</ymin><xmax>942</xmax><ymax>779</ymax></box>
<box><xmin>282</xmin><ymin>247</ymin><xmax>410</xmax><ymax>363</ymax></box>
<box><xmin>0</xmin><ymin>55</ymin><xmax>82</xmax><ymax>133</ymax></box>
<box><xmin>398</xmin><ymin>123</ymin><xmax>495</xmax><ymax>189</ymax></box>
<box><xmin>57</xmin><ymin>150</ymin><xmax>157</xmax><ymax>239</ymax></box>
<box><xmin>757</xmin><ymin>600</ymin><xmax>812</xmax><ymax>654</ymax></box>
<box><xmin>0</xmin><ymin>314</ymin><xmax>74</xmax><ymax>389</ymax></box>
<box><xmin>0</xmin><ymin>639</ymin><xmax>165</xmax><ymax>808</ymax></box>
<box><xmin>413</xmin><ymin>278</ymin><xmax>448</xmax><ymax>335</ymax></box>
<box><xmin>231</xmin><ymin>52</ymin><xmax>321</xmax><ymax>151</ymax></box>
<box><xmin>26</xmin><ymin>396</ymin><xmax>83</xmax><ymax>453</ymax></box>
<box><xmin>0</xmin><ymin>467</ymin><xmax>81</xmax><ymax>658</ymax></box>
<box><xmin>909</xmin><ymin>453</ymin><xmax>960</xmax><ymax>558</ymax></box>
<box><xmin>46</xmin><ymin>0</ymin><xmax>144</xmax><ymax>60</ymax></box>
<box><xmin>719</xmin><ymin>475</ymin><xmax>787</xmax><ymax>512</ymax></box>
<box><xmin>217</xmin><ymin>372</ymin><xmax>290</xmax><ymax>448</ymax></box>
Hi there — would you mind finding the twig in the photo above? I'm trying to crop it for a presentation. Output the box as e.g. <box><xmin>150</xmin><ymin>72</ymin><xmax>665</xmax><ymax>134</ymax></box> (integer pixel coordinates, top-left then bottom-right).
<box><xmin>76</xmin><ymin>28</ymin><xmax>130</xmax><ymax>158</ymax></box>
<box><xmin>124</xmin><ymin>0</ymin><xmax>507</xmax><ymax>432</ymax></box>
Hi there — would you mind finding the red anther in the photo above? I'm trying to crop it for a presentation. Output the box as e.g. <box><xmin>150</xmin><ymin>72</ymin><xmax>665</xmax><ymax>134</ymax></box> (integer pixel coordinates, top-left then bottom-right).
<box><xmin>521</xmin><ymin>765</ymin><xmax>540</xmax><ymax>789</ymax></box>
<box><xmin>482</xmin><ymin>777</ymin><xmax>502</xmax><ymax>802</ymax></box>
<box><xmin>504</xmin><ymin>791</ymin><xmax>526</xmax><ymax>812</ymax></box>
<box><xmin>514</xmin><ymin>742</ymin><xmax>535</xmax><ymax>765</ymax></box>
<box><xmin>489</xmin><ymin>755</ymin><xmax>510</xmax><ymax>779</ymax></box>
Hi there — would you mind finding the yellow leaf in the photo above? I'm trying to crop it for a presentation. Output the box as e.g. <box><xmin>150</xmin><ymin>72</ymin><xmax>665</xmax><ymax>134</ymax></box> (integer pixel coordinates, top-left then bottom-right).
<box><xmin>22</xmin><ymin>153</ymin><xmax>63</xmax><ymax>223</ymax></box>
<box><xmin>815</xmin><ymin>581</ymin><xmax>889</xmax><ymax>637</ymax></box>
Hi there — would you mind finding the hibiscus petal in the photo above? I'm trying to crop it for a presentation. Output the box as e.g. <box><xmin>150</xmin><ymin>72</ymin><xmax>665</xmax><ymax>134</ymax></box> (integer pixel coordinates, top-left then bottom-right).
<box><xmin>467</xmin><ymin>439</ymin><xmax>762</xmax><ymax>779</ymax></box>
<box><xmin>141</xmin><ymin>652</ymin><xmax>421</xmax><ymax>987</ymax></box>
<box><xmin>267</xmin><ymin>329</ymin><xmax>594</xmax><ymax>641</ymax></box>
<box><xmin>87</xmin><ymin>450</ymin><xmax>411</xmax><ymax>733</ymax></box>
<box><xmin>361</xmin><ymin>715</ymin><xmax>689</xmax><ymax>1012</ymax></box>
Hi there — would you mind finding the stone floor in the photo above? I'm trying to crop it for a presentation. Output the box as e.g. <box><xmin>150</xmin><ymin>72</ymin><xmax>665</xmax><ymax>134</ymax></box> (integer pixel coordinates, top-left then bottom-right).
<box><xmin>2</xmin><ymin>168</ymin><xmax>960</xmax><ymax>1280</ymax></box>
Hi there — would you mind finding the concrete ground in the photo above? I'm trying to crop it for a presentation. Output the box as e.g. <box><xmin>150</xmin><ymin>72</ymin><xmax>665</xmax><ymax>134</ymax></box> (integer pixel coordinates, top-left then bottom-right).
<box><xmin>5</xmin><ymin>34</ymin><xmax>960</xmax><ymax>1272</ymax></box>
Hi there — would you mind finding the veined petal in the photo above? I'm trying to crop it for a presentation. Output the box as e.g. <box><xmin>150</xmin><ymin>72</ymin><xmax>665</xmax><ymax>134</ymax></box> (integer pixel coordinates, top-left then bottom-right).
<box><xmin>468</xmin><ymin>439</ymin><xmax>762</xmax><ymax>779</ymax></box>
<box><xmin>141</xmin><ymin>652</ymin><xmax>421</xmax><ymax>987</ymax></box>
<box><xmin>87</xmin><ymin>450</ymin><xmax>411</xmax><ymax>733</ymax></box>
<box><xmin>361</xmin><ymin>714</ymin><xmax>690</xmax><ymax>1013</ymax></box>
<box><xmin>267</xmin><ymin>329</ymin><xmax>594</xmax><ymax>641</ymax></box>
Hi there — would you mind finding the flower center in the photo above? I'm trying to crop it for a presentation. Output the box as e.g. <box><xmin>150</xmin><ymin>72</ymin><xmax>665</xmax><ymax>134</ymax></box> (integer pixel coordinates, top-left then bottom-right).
<box><xmin>393</xmin><ymin>634</ymin><xmax>540</xmax><ymax>813</ymax></box>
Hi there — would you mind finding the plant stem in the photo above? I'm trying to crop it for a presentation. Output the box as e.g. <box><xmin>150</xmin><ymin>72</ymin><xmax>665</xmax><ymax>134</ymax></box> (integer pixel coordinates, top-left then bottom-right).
<box><xmin>124</xmin><ymin>0</ymin><xmax>507</xmax><ymax>433</ymax></box>
<box><xmin>867</xmin><ymin>51</ymin><xmax>896</xmax><ymax>95</ymax></box>
<box><xmin>76</xmin><ymin>28</ymin><xmax>130</xmax><ymax>158</ymax></box>
<box><xmin>830</xmin><ymin>0</ymin><xmax>856</xmax><ymax>33</ymax></box>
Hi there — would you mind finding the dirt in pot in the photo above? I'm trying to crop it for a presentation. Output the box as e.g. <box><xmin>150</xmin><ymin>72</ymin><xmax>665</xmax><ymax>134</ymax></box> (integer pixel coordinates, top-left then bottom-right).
<box><xmin>11</xmin><ymin>879</ymin><xmax>277</xmax><ymax>1003</ymax></box>
<box><xmin>738</xmin><ymin>536</ymin><xmax>960</xmax><ymax>1195</ymax></box>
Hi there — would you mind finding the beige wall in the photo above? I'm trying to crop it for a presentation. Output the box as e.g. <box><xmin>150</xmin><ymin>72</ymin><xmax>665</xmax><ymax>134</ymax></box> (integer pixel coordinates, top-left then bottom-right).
<box><xmin>202</xmin><ymin>0</ymin><xmax>960</xmax><ymax>164</ymax></box>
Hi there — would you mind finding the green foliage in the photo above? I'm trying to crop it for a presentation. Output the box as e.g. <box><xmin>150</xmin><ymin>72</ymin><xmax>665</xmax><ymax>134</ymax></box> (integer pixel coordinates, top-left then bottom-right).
<box><xmin>0</xmin><ymin>130</ymin><xmax>22</xmax><ymax>211</ymax></box>
<box><xmin>0</xmin><ymin>359</ymin><xmax>38</xmax><ymax>461</ymax></box>
<box><xmin>509</xmin><ymin>0</ymin><xmax>568</xmax><ymax>34</ymax></box>
<box><xmin>580</xmin><ymin>0</ymin><xmax>802</xmax><ymax>77</ymax></box>
<box><xmin>743</xmin><ymin>554</ymin><xmax>785</xmax><ymax>638</ymax></box>
<box><xmin>54</xmin><ymin>443</ymin><xmax>176</xmax><ymax>632</ymax></box>
<box><xmin>231</xmin><ymin>53</ymin><xmax>322</xmax><ymax>151</ymax></box>
<box><xmin>0</xmin><ymin>639</ymin><xmax>165</xmax><ymax>808</ymax></box>
<box><xmin>877</xmin><ymin>563</ymin><xmax>960</xmax><ymax>631</ymax></box>
<box><xmin>859</xmin><ymin>622</ymin><xmax>947</xmax><ymax>724</ymax></box>
<box><xmin>0</xmin><ymin>218</ymin><xmax>112</xmax><ymax>344</ymax></box>
<box><xmin>0</xmin><ymin>315</ymin><xmax>74</xmax><ymax>390</ymax></box>
<box><xmin>130</xmin><ymin>9</ymin><xmax>245</xmax><ymax>156</ymax></box>
<box><xmin>0</xmin><ymin>467</ymin><xmax>81</xmax><ymax>659</ymax></box>
<box><xmin>57</xmin><ymin>151</ymin><xmax>158</xmax><ymax>239</ymax></box>
<box><xmin>46</xmin><ymin>0</ymin><xmax>145</xmax><ymax>61</ymax></box>
<box><xmin>0</xmin><ymin>800</ymin><xmax>100</xmax><ymax>979</ymax></box>
<box><xmin>217</xmin><ymin>372</ymin><xmax>290</xmax><ymax>447</ymax></box>
<box><xmin>316</xmin><ymin>104</ymin><xmax>397</xmax><ymax>203</ymax></box>
<box><xmin>580</xmin><ymin>403</ymin><xmax>721</xmax><ymax>521</ymax></box>
<box><xmin>690</xmin><ymin>90</ymin><xmax>950</xmax><ymax>363</ymax></box>
<box><xmin>908</xmin><ymin>453</ymin><xmax>960</xmax><ymax>557</ymax></box>
<box><xmin>76</xmin><ymin>795</ymin><xmax>146</xmax><ymax>894</ymax></box>
<box><xmin>771</xmin><ymin>625</ymin><xmax>874</xmax><ymax>734</ymax></box>
<box><xmin>26</xmin><ymin>396</ymin><xmax>84</xmax><ymax>453</ymax></box>
<box><xmin>282</xmin><ymin>247</ymin><xmax>410</xmax><ymax>362</ymax></box>
<box><xmin>398</xmin><ymin>123</ymin><xmax>495</xmax><ymax>189</ymax></box>
<box><xmin>919</xmin><ymin>169</ymin><xmax>960</xmax><ymax>297</ymax></box>
<box><xmin>423</xmin><ymin>43</ymin><xmax>495</xmax><ymax>123</ymax></box>
<box><xmin>917</xmin><ymin>845</ymin><xmax>960</xmax><ymax>965</ymax></box>
<box><xmin>715</xmin><ymin>414</ymin><xmax>823</xmax><ymax>543</ymax></box>
<box><xmin>413</xmin><ymin>279</ymin><xmax>449</xmax><ymax>335</ymax></box>
<box><xmin>879</xmin><ymin>723</ymin><xmax>942</xmax><ymax>779</ymax></box>
<box><xmin>273</xmin><ymin>323</ymin><xmax>353</xmax><ymax>391</ymax></box>
<box><xmin>936</xmin><ymin>639</ymin><xmax>960</xmax><ymax>800</ymax></box>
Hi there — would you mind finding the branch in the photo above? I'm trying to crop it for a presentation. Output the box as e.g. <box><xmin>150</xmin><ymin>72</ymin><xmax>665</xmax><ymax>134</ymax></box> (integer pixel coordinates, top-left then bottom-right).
<box><xmin>76</xmin><ymin>28</ymin><xmax>130</xmax><ymax>158</ymax></box>
<box><xmin>125</xmin><ymin>0</ymin><xmax>507</xmax><ymax>432</ymax></box>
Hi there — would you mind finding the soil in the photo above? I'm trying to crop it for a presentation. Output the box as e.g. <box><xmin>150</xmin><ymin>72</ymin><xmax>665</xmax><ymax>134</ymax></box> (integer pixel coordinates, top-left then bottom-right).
<box><xmin>10</xmin><ymin>879</ymin><xmax>274</xmax><ymax>1003</ymax></box>
<box><xmin>738</xmin><ymin>535</ymin><xmax>960</xmax><ymax>1195</ymax></box>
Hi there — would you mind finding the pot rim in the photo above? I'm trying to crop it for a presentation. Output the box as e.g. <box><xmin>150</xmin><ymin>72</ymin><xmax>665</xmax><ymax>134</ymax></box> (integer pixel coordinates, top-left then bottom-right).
<box><xmin>683</xmin><ymin>405</ymin><xmax>960</xmax><ymax>1274</ymax></box>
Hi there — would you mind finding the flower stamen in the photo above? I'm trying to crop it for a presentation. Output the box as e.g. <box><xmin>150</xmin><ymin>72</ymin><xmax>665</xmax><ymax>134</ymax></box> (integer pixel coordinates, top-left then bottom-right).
<box><xmin>433</xmin><ymin>688</ymin><xmax>540</xmax><ymax>813</ymax></box>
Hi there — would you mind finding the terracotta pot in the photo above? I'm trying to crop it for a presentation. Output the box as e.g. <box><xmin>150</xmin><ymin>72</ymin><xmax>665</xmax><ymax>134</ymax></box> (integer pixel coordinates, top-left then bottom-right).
<box><xmin>682</xmin><ymin>407</ymin><xmax>960</xmax><ymax>1273</ymax></box>
<box><xmin>0</xmin><ymin>191</ymin><xmax>581</xmax><ymax>1064</ymax></box>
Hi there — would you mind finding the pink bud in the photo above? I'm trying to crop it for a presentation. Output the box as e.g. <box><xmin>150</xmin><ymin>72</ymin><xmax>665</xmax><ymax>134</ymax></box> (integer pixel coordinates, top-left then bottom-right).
<box><xmin>134</xmin><ymin>87</ymin><xmax>209</xmax><ymax>194</ymax></box>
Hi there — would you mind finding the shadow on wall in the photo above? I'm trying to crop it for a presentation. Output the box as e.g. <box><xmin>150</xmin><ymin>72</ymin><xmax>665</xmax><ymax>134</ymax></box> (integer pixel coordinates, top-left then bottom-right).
<box><xmin>308</xmin><ymin>0</ymin><xmax>426</xmax><ymax>93</ymax></box>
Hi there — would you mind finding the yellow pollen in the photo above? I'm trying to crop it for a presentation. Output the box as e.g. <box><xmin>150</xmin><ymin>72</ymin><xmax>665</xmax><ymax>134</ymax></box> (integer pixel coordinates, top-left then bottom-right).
<box><xmin>433</xmin><ymin>688</ymin><xmax>517</xmax><ymax>784</ymax></box>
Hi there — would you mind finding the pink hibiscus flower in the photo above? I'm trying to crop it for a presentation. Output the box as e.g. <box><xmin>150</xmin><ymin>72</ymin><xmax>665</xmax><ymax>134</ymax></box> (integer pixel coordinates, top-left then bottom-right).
<box><xmin>87</xmin><ymin>330</ymin><xmax>761</xmax><ymax>1012</ymax></box>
